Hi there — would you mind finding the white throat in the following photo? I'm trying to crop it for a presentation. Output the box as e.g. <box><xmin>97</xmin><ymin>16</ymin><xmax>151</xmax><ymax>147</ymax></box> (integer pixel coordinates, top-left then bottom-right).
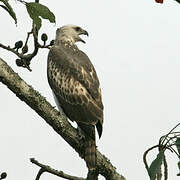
<box><xmin>55</xmin><ymin>34</ymin><xmax>76</xmax><ymax>46</ymax></box>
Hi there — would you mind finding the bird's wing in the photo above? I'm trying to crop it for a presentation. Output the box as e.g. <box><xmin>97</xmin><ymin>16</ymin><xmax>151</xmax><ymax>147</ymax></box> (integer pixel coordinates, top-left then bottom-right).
<box><xmin>47</xmin><ymin>45</ymin><xmax>103</xmax><ymax>129</ymax></box>
<box><xmin>49</xmin><ymin>45</ymin><xmax>103</xmax><ymax>108</ymax></box>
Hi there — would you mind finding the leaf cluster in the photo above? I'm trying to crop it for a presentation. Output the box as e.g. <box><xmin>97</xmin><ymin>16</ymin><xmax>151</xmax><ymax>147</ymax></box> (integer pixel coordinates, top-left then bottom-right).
<box><xmin>143</xmin><ymin>123</ymin><xmax>180</xmax><ymax>180</ymax></box>
<box><xmin>0</xmin><ymin>0</ymin><xmax>56</xmax><ymax>71</ymax></box>
<box><xmin>0</xmin><ymin>0</ymin><xmax>55</xmax><ymax>30</ymax></box>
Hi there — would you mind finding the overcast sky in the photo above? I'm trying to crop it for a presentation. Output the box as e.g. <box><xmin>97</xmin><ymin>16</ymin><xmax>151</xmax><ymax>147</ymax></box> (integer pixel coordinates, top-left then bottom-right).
<box><xmin>1</xmin><ymin>0</ymin><xmax>180</xmax><ymax>179</ymax></box>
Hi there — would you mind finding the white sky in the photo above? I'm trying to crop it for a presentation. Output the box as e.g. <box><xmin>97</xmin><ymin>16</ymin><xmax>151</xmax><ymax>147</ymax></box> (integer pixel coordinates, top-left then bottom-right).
<box><xmin>1</xmin><ymin>0</ymin><xmax>180</xmax><ymax>179</ymax></box>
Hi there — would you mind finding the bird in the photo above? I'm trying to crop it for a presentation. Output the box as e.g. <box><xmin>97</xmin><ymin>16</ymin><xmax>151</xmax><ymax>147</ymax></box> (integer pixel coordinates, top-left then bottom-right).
<box><xmin>47</xmin><ymin>24</ymin><xmax>104</xmax><ymax>171</ymax></box>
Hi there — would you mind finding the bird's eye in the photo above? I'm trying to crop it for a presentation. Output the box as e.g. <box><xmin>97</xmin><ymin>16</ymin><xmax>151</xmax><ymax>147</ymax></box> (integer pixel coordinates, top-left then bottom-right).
<box><xmin>75</xmin><ymin>27</ymin><xmax>81</xmax><ymax>31</ymax></box>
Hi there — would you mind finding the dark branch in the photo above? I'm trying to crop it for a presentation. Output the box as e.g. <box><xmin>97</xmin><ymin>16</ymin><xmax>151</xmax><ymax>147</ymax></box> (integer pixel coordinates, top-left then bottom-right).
<box><xmin>35</xmin><ymin>168</ymin><xmax>44</xmax><ymax>180</ymax></box>
<box><xmin>30</xmin><ymin>158</ymin><xmax>85</xmax><ymax>180</ymax></box>
<box><xmin>174</xmin><ymin>0</ymin><xmax>180</xmax><ymax>4</ymax></box>
<box><xmin>0</xmin><ymin>43</ymin><xmax>21</xmax><ymax>57</ymax></box>
<box><xmin>0</xmin><ymin>58</ymin><xmax>126</xmax><ymax>180</ymax></box>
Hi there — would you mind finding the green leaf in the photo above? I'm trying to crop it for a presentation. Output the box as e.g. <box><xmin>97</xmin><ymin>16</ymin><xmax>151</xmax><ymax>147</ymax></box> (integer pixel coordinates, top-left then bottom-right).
<box><xmin>26</xmin><ymin>2</ymin><xmax>55</xmax><ymax>30</ymax></box>
<box><xmin>176</xmin><ymin>137</ymin><xmax>180</xmax><ymax>156</ymax></box>
<box><xmin>148</xmin><ymin>151</ymin><xmax>164</xmax><ymax>180</ymax></box>
<box><xmin>177</xmin><ymin>161</ymin><xmax>180</xmax><ymax>176</ymax></box>
<box><xmin>0</xmin><ymin>0</ymin><xmax>17</xmax><ymax>24</ymax></box>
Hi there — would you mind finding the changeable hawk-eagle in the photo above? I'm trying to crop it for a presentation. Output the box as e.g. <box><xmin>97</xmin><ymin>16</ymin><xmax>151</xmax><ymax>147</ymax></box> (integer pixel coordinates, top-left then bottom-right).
<box><xmin>47</xmin><ymin>25</ymin><xmax>104</xmax><ymax>170</ymax></box>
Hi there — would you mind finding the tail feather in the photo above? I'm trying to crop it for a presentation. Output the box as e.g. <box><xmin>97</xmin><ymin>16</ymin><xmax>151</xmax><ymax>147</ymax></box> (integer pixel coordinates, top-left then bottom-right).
<box><xmin>85</xmin><ymin>136</ymin><xmax>96</xmax><ymax>169</ymax></box>
<box><xmin>77</xmin><ymin>123</ymin><xmax>96</xmax><ymax>170</ymax></box>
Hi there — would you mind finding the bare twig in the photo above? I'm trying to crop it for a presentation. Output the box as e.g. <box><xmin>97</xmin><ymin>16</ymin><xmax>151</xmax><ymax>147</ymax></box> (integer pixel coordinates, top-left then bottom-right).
<box><xmin>0</xmin><ymin>43</ymin><xmax>22</xmax><ymax>58</ymax></box>
<box><xmin>163</xmin><ymin>133</ymin><xmax>180</xmax><ymax>148</ymax></box>
<box><xmin>161</xmin><ymin>123</ymin><xmax>180</xmax><ymax>145</ymax></box>
<box><xmin>30</xmin><ymin>158</ymin><xmax>85</xmax><ymax>180</ymax></box>
<box><xmin>22</xmin><ymin>31</ymin><xmax>32</xmax><ymax>52</ymax></box>
<box><xmin>35</xmin><ymin>168</ymin><xmax>44</xmax><ymax>180</ymax></box>
<box><xmin>38</xmin><ymin>43</ymin><xmax>51</xmax><ymax>49</ymax></box>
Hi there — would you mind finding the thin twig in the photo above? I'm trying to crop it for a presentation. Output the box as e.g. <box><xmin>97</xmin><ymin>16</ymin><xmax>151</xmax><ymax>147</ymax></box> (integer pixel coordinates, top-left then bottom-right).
<box><xmin>161</xmin><ymin>123</ymin><xmax>180</xmax><ymax>145</ymax></box>
<box><xmin>166</xmin><ymin>144</ymin><xmax>180</xmax><ymax>157</ymax></box>
<box><xmin>30</xmin><ymin>158</ymin><xmax>85</xmax><ymax>180</ymax></box>
<box><xmin>24</xmin><ymin>31</ymin><xmax>32</xmax><ymax>47</ymax></box>
<box><xmin>0</xmin><ymin>43</ymin><xmax>22</xmax><ymax>58</ymax></box>
<box><xmin>164</xmin><ymin>135</ymin><xmax>178</xmax><ymax>148</ymax></box>
<box><xmin>0</xmin><ymin>29</ymin><xmax>50</xmax><ymax>71</ymax></box>
<box><xmin>35</xmin><ymin>168</ymin><xmax>44</xmax><ymax>180</ymax></box>
<box><xmin>38</xmin><ymin>44</ymin><xmax>51</xmax><ymax>49</ymax></box>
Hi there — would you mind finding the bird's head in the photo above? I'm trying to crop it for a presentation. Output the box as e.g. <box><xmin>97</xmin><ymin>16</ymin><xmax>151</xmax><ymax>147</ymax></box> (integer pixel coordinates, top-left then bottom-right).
<box><xmin>55</xmin><ymin>24</ymin><xmax>89</xmax><ymax>45</ymax></box>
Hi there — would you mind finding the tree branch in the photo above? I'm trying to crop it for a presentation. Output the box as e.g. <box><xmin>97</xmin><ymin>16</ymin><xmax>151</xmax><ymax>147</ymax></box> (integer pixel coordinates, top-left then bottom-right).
<box><xmin>34</xmin><ymin>168</ymin><xmax>44</xmax><ymax>180</ymax></box>
<box><xmin>30</xmin><ymin>158</ymin><xmax>85</xmax><ymax>180</ymax></box>
<box><xmin>174</xmin><ymin>0</ymin><xmax>180</xmax><ymax>4</ymax></box>
<box><xmin>0</xmin><ymin>43</ymin><xmax>21</xmax><ymax>57</ymax></box>
<box><xmin>0</xmin><ymin>26</ymin><xmax>51</xmax><ymax>72</ymax></box>
<box><xmin>0</xmin><ymin>58</ymin><xmax>126</xmax><ymax>180</ymax></box>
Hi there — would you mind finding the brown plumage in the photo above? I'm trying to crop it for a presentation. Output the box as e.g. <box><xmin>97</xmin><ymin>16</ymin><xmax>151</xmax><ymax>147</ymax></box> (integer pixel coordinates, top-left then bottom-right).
<box><xmin>47</xmin><ymin>25</ymin><xmax>103</xmax><ymax>170</ymax></box>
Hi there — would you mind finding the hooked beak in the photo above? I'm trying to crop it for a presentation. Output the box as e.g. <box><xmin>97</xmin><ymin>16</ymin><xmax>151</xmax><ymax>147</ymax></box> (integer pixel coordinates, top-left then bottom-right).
<box><xmin>82</xmin><ymin>30</ymin><xmax>89</xmax><ymax>36</ymax></box>
<box><xmin>79</xmin><ymin>29</ymin><xmax>89</xmax><ymax>43</ymax></box>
